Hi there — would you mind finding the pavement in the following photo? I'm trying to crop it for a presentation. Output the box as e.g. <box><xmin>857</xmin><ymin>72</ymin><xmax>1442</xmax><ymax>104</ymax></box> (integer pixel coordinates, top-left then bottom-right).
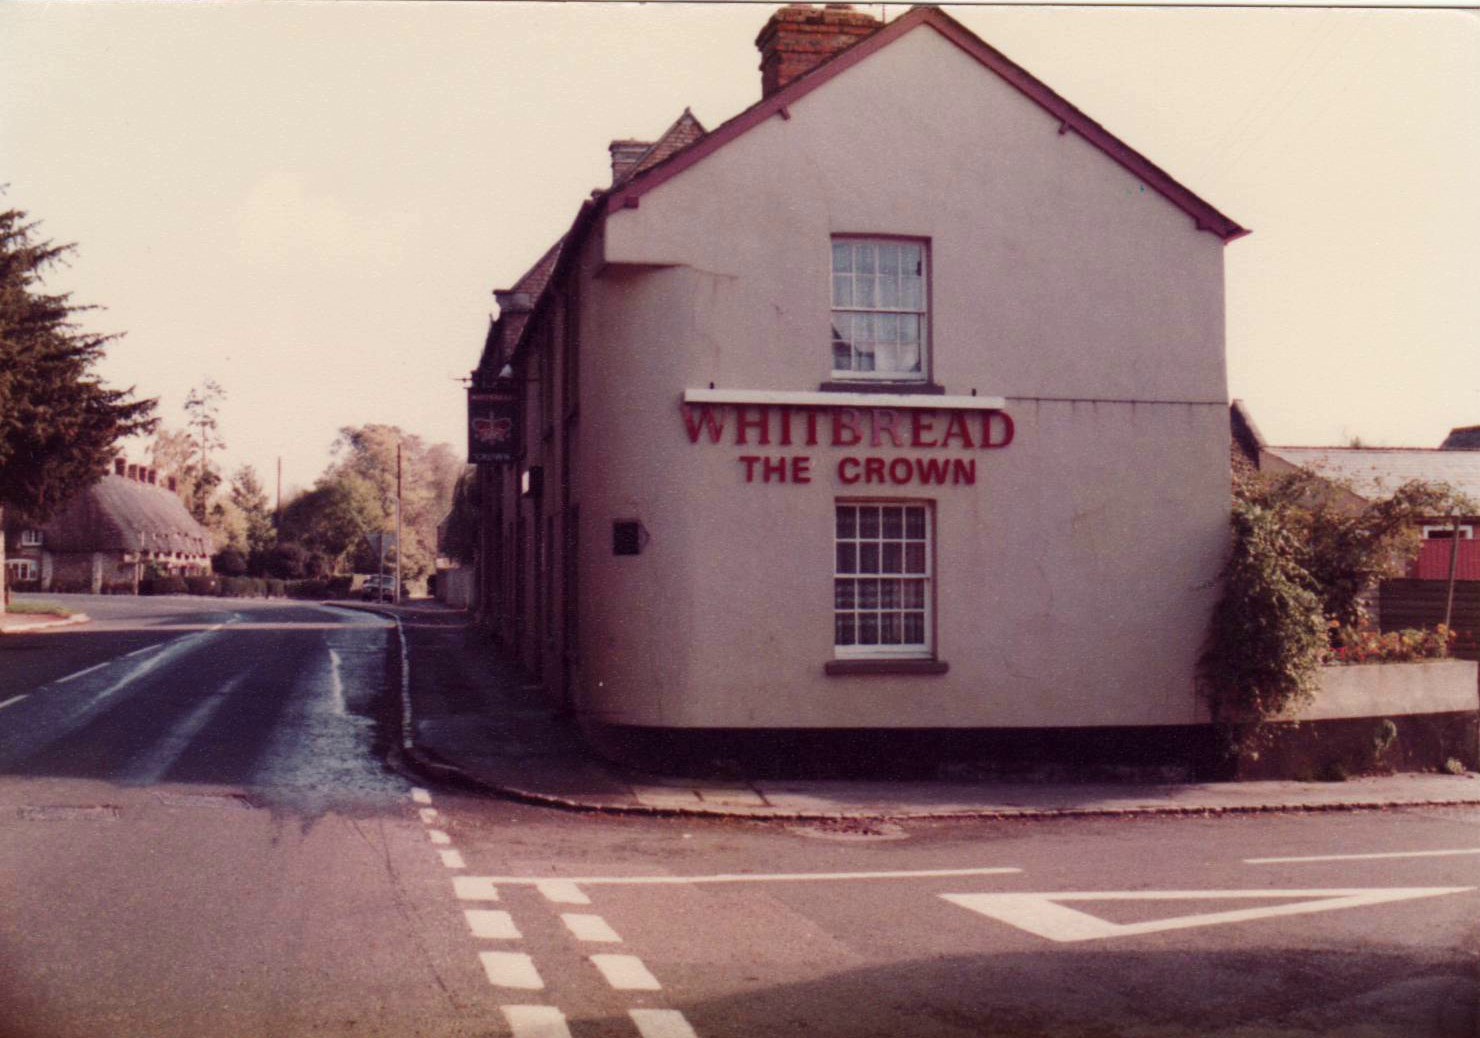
<box><xmin>0</xmin><ymin>608</ymin><xmax>90</xmax><ymax>634</ymax></box>
<box><xmin>363</xmin><ymin>599</ymin><xmax>1480</xmax><ymax>821</ymax></box>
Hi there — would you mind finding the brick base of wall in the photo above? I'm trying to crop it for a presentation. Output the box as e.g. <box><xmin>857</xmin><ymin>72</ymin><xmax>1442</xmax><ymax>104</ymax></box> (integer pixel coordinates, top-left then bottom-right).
<box><xmin>582</xmin><ymin>722</ymin><xmax>1218</xmax><ymax>782</ymax></box>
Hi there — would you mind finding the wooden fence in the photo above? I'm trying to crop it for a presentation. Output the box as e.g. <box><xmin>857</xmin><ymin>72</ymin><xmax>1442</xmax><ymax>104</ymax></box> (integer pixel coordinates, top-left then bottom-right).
<box><xmin>1380</xmin><ymin>579</ymin><xmax>1480</xmax><ymax>661</ymax></box>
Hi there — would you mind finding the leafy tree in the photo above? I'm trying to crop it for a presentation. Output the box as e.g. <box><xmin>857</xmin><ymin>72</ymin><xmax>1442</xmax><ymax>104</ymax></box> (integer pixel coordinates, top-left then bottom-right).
<box><xmin>183</xmin><ymin>379</ymin><xmax>226</xmax><ymax>522</ymax></box>
<box><xmin>441</xmin><ymin>469</ymin><xmax>481</xmax><ymax>565</ymax></box>
<box><xmin>277</xmin><ymin>473</ymin><xmax>384</xmax><ymax>575</ymax></box>
<box><xmin>150</xmin><ymin>426</ymin><xmax>200</xmax><ymax>504</ymax></box>
<box><xmin>0</xmin><ymin>206</ymin><xmax>156</xmax><ymax>610</ymax></box>
<box><xmin>228</xmin><ymin>464</ymin><xmax>276</xmax><ymax>563</ymax></box>
<box><xmin>320</xmin><ymin>424</ymin><xmax>467</xmax><ymax>583</ymax></box>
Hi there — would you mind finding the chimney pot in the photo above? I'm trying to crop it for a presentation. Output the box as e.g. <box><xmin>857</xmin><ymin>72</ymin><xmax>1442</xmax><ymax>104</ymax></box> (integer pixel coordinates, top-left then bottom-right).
<box><xmin>168</xmin><ymin>476</ymin><xmax>178</xmax><ymax>493</ymax></box>
<box><xmin>126</xmin><ymin>464</ymin><xmax>138</xmax><ymax>481</ymax></box>
<box><xmin>147</xmin><ymin>468</ymin><xmax>158</xmax><ymax>485</ymax></box>
<box><xmin>756</xmin><ymin>3</ymin><xmax>880</xmax><ymax>99</ymax></box>
<box><xmin>115</xmin><ymin>457</ymin><xmax>127</xmax><ymax>476</ymax></box>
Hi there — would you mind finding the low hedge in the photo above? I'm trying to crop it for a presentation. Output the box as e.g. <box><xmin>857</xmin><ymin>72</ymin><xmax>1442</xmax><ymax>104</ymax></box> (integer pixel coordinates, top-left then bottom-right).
<box><xmin>141</xmin><ymin>576</ymin><xmax>189</xmax><ymax>595</ymax></box>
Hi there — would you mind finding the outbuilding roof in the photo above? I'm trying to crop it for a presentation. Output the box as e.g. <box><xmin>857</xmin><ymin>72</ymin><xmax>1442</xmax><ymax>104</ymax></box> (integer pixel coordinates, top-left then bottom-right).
<box><xmin>39</xmin><ymin>475</ymin><xmax>214</xmax><ymax>555</ymax></box>
<box><xmin>1262</xmin><ymin>446</ymin><xmax>1480</xmax><ymax>506</ymax></box>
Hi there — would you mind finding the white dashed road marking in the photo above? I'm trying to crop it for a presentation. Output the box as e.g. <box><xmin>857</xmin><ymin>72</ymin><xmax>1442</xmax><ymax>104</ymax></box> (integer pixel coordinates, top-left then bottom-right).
<box><xmin>465</xmin><ymin>910</ymin><xmax>522</xmax><ymax>940</ymax></box>
<box><xmin>501</xmin><ymin>1004</ymin><xmax>572</xmax><ymax>1038</ymax></box>
<box><xmin>418</xmin><ymin>807</ymin><xmax>439</xmax><ymax>825</ymax></box>
<box><xmin>590</xmin><ymin>954</ymin><xmax>662</xmax><ymax>991</ymax></box>
<box><xmin>411</xmin><ymin>787</ymin><xmax>432</xmax><ymax>804</ymax></box>
<box><xmin>54</xmin><ymin>660</ymin><xmax>112</xmax><ymax>684</ymax></box>
<box><xmin>630</xmin><ymin>1008</ymin><xmax>701</xmax><ymax>1038</ymax></box>
<box><xmin>428</xmin><ymin>829</ymin><xmax>451</xmax><ymax>845</ymax></box>
<box><xmin>561</xmin><ymin>913</ymin><xmax>622</xmax><ymax>943</ymax></box>
<box><xmin>440</xmin><ymin>849</ymin><xmax>467</xmax><ymax>870</ymax></box>
<box><xmin>480</xmin><ymin>951</ymin><xmax>545</xmax><ymax>990</ymax></box>
<box><xmin>453</xmin><ymin>877</ymin><xmax>500</xmax><ymax>901</ymax></box>
<box><xmin>0</xmin><ymin>694</ymin><xmax>30</xmax><ymax>711</ymax></box>
<box><xmin>1247</xmin><ymin>848</ymin><xmax>1480</xmax><ymax>864</ymax></box>
<box><xmin>471</xmin><ymin>865</ymin><xmax>1020</xmax><ymax>896</ymax></box>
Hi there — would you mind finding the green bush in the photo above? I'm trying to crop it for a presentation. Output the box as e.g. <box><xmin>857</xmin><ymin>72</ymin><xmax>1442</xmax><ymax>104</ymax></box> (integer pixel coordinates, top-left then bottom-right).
<box><xmin>184</xmin><ymin>575</ymin><xmax>219</xmax><ymax>597</ymax></box>
<box><xmin>141</xmin><ymin>575</ymin><xmax>188</xmax><ymax>596</ymax></box>
<box><xmin>1201</xmin><ymin>498</ymin><xmax>1328</xmax><ymax>722</ymax></box>
<box><xmin>220</xmin><ymin>576</ymin><xmax>263</xmax><ymax>598</ymax></box>
<box><xmin>265</xmin><ymin>578</ymin><xmax>286</xmax><ymax>598</ymax></box>
<box><xmin>287</xmin><ymin>578</ymin><xmax>330</xmax><ymax>599</ymax></box>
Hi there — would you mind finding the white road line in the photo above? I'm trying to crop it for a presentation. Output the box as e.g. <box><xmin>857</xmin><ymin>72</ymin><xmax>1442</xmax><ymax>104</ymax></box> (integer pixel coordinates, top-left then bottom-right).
<box><xmin>466</xmin><ymin>909</ymin><xmax>522</xmax><ymax>940</ymax></box>
<box><xmin>327</xmin><ymin>648</ymin><xmax>346</xmax><ymax>716</ymax></box>
<box><xmin>473</xmin><ymin>865</ymin><xmax>1018</xmax><ymax>898</ymax></box>
<box><xmin>480</xmin><ymin>951</ymin><xmax>544</xmax><ymax>989</ymax></box>
<box><xmin>453</xmin><ymin>877</ymin><xmax>500</xmax><ymax>901</ymax></box>
<box><xmin>411</xmin><ymin>787</ymin><xmax>432</xmax><ymax>804</ymax></box>
<box><xmin>630</xmin><ymin>1009</ymin><xmax>700</xmax><ymax>1038</ymax></box>
<box><xmin>0</xmin><ymin>694</ymin><xmax>30</xmax><ymax>711</ymax></box>
<box><xmin>123</xmin><ymin>644</ymin><xmax>160</xmax><ymax>659</ymax></box>
<box><xmin>590</xmin><ymin>954</ymin><xmax>662</xmax><ymax>991</ymax></box>
<box><xmin>501</xmin><ymin>1005</ymin><xmax>571</xmax><ymax>1038</ymax></box>
<box><xmin>123</xmin><ymin>676</ymin><xmax>243</xmax><ymax>783</ymax></box>
<box><xmin>54</xmin><ymin>660</ymin><xmax>113</xmax><ymax>684</ymax></box>
<box><xmin>1247</xmin><ymin>848</ymin><xmax>1480</xmax><ymax>864</ymax></box>
<box><xmin>440</xmin><ymin>849</ymin><xmax>467</xmax><ymax>870</ymax></box>
<box><xmin>428</xmin><ymin>829</ymin><xmax>451</xmax><ymax>845</ymax></box>
<box><xmin>537</xmin><ymin>880</ymin><xmax>591</xmax><ymax>904</ymax></box>
<box><xmin>418</xmin><ymin>807</ymin><xmax>439</xmax><ymax>825</ymax></box>
<box><xmin>942</xmin><ymin>887</ymin><xmax>1475</xmax><ymax>943</ymax></box>
<box><xmin>561</xmin><ymin>913</ymin><xmax>622</xmax><ymax>943</ymax></box>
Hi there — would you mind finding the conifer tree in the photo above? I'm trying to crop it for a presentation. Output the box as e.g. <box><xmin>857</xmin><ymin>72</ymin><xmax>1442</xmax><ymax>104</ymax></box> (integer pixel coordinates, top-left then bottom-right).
<box><xmin>0</xmin><ymin>206</ymin><xmax>156</xmax><ymax>610</ymax></box>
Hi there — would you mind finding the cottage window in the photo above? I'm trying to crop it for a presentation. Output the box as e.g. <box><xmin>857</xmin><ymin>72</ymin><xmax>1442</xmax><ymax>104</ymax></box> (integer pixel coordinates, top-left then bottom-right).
<box><xmin>830</xmin><ymin>239</ymin><xmax>928</xmax><ymax>381</ymax></box>
<box><xmin>834</xmin><ymin>501</ymin><xmax>932</xmax><ymax>658</ymax></box>
<box><xmin>6</xmin><ymin>559</ymin><xmax>39</xmax><ymax>582</ymax></box>
<box><xmin>19</xmin><ymin>529</ymin><xmax>42</xmax><ymax>547</ymax></box>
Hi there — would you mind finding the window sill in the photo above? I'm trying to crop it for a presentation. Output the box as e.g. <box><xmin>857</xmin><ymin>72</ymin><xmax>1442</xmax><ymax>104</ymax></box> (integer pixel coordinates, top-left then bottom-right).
<box><xmin>824</xmin><ymin>659</ymin><xmax>950</xmax><ymax>677</ymax></box>
<box><xmin>819</xmin><ymin>381</ymin><xmax>945</xmax><ymax>396</ymax></box>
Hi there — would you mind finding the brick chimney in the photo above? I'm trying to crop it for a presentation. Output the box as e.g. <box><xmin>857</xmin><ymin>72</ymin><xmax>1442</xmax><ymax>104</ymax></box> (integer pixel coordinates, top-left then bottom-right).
<box><xmin>609</xmin><ymin>139</ymin><xmax>652</xmax><ymax>184</ymax></box>
<box><xmin>756</xmin><ymin>3</ymin><xmax>880</xmax><ymax>99</ymax></box>
<box><xmin>114</xmin><ymin>457</ymin><xmax>127</xmax><ymax>476</ymax></box>
<box><xmin>126</xmin><ymin>463</ymin><xmax>138</xmax><ymax>481</ymax></box>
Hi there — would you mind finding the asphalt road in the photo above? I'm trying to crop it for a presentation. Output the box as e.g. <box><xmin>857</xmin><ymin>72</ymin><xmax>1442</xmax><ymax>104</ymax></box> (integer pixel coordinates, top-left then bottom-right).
<box><xmin>2</xmin><ymin>595</ymin><xmax>1478</xmax><ymax>1038</ymax></box>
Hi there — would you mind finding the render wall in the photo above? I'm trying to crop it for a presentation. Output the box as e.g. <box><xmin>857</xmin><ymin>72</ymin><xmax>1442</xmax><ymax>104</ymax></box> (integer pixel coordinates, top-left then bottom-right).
<box><xmin>569</xmin><ymin>22</ymin><xmax>1232</xmax><ymax>731</ymax></box>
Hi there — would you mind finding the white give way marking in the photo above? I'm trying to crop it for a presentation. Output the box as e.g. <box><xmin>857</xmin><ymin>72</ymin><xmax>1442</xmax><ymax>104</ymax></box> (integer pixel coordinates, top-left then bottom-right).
<box><xmin>941</xmin><ymin>887</ymin><xmax>1473</xmax><ymax>943</ymax></box>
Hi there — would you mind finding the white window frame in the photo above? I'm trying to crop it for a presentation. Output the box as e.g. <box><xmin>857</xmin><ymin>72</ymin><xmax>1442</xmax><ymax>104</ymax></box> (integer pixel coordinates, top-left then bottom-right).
<box><xmin>6</xmin><ymin>559</ymin><xmax>39</xmax><ymax>581</ymax></box>
<box><xmin>1422</xmin><ymin>523</ymin><xmax>1474</xmax><ymax>540</ymax></box>
<box><xmin>833</xmin><ymin>500</ymin><xmax>934</xmax><ymax>660</ymax></box>
<box><xmin>830</xmin><ymin>237</ymin><xmax>929</xmax><ymax>383</ymax></box>
<box><xmin>19</xmin><ymin>529</ymin><xmax>42</xmax><ymax>547</ymax></box>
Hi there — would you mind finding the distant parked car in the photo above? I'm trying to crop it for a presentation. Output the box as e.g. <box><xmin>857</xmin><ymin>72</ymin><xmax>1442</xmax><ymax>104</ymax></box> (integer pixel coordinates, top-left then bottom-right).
<box><xmin>361</xmin><ymin>574</ymin><xmax>397</xmax><ymax>601</ymax></box>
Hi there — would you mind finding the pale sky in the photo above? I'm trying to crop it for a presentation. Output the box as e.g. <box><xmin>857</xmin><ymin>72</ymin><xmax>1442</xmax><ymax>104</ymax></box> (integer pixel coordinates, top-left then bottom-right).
<box><xmin>2</xmin><ymin>2</ymin><xmax>1476</xmax><ymax>496</ymax></box>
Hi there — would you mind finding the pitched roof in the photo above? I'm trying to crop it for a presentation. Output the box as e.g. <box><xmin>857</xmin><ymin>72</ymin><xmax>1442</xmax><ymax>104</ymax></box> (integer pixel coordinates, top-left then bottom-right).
<box><xmin>626</xmin><ymin>109</ymin><xmax>707</xmax><ymax>179</ymax></box>
<box><xmin>1262</xmin><ymin>446</ymin><xmax>1480</xmax><ymax>506</ymax></box>
<box><xmin>39</xmin><ymin>475</ymin><xmax>214</xmax><ymax>555</ymax></box>
<box><xmin>606</xmin><ymin>5</ymin><xmax>1247</xmax><ymax>243</ymax></box>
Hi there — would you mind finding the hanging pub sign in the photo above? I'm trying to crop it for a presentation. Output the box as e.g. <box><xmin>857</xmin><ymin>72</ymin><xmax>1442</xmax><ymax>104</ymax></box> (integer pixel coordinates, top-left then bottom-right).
<box><xmin>468</xmin><ymin>387</ymin><xmax>519</xmax><ymax>464</ymax></box>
